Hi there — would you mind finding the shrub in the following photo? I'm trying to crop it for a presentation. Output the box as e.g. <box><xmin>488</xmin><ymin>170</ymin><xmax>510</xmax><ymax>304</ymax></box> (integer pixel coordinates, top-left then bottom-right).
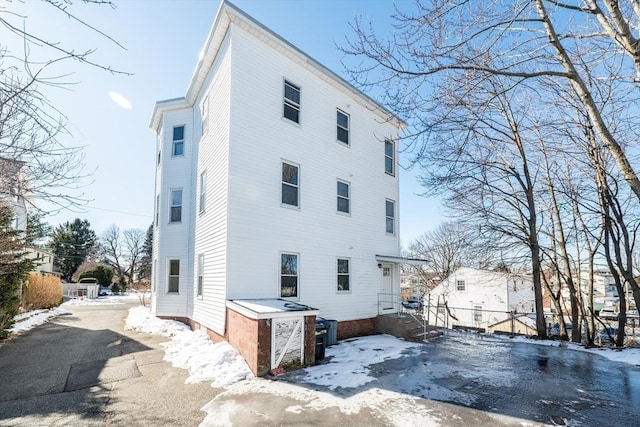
<box><xmin>0</xmin><ymin>306</ymin><xmax>15</xmax><ymax>339</ymax></box>
<box><xmin>22</xmin><ymin>273</ymin><xmax>63</xmax><ymax>310</ymax></box>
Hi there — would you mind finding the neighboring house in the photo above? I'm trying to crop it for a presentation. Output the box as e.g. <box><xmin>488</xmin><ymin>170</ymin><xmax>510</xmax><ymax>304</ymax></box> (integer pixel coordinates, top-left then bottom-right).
<box><xmin>427</xmin><ymin>267</ymin><xmax>536</xmax><ymax>332</ymax></box>
<box><xmin>0</xmin><ymin>157</ymin><xmax>28</xmax><ymax>231</ymax></box>
<box><xmin>25</xmin><ymin>248</ymin><xmax>58</xmax><ymax>276</ymax></box>
<box><xmin>149</xmin><ymin>1</ymin><xmax>410</xmax><ymax>375</ymax></box>
<box><xmin>544</xmin><ymin>269</ymin><xmax>625</xmax><ymax>314</ymax></box>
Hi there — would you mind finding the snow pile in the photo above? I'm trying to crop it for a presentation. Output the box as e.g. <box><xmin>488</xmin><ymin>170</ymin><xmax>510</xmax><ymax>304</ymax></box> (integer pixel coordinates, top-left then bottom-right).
<box><xmin>299</xmin><ymin>334</ymin><xmax>421</xmax><ymax>390</ymax></box>
<box><xmin>162</xmin><ymin>329</ymin><xmax>253</xmax><ymax>388</ymax></box>
<box><xmin>63</xmin><ymin>293</ymin><xmax>140</xmax><ymax>306</ymax></box>
<box><xmin>125</xmin><ymin>306</ymin><xmax>252</xmax><ymax>388</ymax></box>
<box><xmin>9</xmin><ymin>307</ymin><xmax>70</xmax><ymax>334</ymax></box>
<box><xmin>124</xmin><ymin>306</ymin><xmax>189</xmax><ymax>337</ymax></box>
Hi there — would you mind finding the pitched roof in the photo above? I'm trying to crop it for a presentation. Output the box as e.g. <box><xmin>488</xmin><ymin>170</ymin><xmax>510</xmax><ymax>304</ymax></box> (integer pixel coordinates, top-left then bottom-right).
<box><xmin>150</xmin><ymin>0</ymin><xmax>404</xmax><ymax>131</ymax></box>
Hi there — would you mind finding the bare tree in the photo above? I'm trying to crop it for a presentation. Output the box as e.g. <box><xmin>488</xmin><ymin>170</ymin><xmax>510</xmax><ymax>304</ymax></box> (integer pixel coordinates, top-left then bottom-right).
<box><xmin>99</xmin><ymin>225</ymin><xmax>145</xmax><ymax>286</ymax></box>
<box><xmin>122</xmin><ymin>228</ymin><xmax>145</xmax><ymax>284</ymax></box>
<box><xmin>0</xmin><ymin>1</ymin><xmax>129</xmax><ymax>213</ymax></box>
<box><xmin>342</xmin><ymin>0</ymin><xmax>640</xmax><ymax>203</ymax></box>
<box><xmin>408</xmin><ymin>221</ymin><xmax>475</xmax><ymax>281</ymax></box>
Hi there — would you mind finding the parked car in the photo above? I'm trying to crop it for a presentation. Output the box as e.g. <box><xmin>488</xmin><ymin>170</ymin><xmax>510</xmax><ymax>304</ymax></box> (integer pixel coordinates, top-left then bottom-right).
<box><xmin>626</xmin><ymin>310</ymin><xmax>639</xmax><ymax>319</ymax></box>
<box><xmin>598</xmin><ymin>307</ymin><xmax>618</xmax><ymax>320</ymax></box>
<box><xmin>98</xmin><ymin>287</ymin><xmax>113</xmax><ymax>297</ymax></box>
<box><xmin>548</xmin><ymin>322</ymin><xmax>572</xmax><ymax>339</ymax></box>
<box><xmin>402</xmin><ymin>299</ymin><xmax>421</xmax><ymax>310</ymax></box>
<box><xmin>598</xmin><ymin>327</ymin><xmax>623</xmax><ymax>345</ymax></box>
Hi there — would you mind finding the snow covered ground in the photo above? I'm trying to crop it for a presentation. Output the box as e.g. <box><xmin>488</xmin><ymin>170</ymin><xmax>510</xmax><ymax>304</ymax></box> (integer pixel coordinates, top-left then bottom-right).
<box><xmin>6</xmin><ymin>303</ymin><xmax>640</xmax><ymax>426</ymax></box>
<box><xmin>124</xmin><ymin>306</ymin><xmax>640</xmax><ymax>426</ymax></box>
<box><xmin>6</xmin><ymin>293</ymin><xmax>140</xmax><ymax>336</ymax></box>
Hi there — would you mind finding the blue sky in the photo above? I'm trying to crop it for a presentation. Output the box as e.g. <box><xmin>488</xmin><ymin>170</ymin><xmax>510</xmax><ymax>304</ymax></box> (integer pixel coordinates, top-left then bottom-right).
<box><xmin>5</xmin><ymin>0</ymin><xmax>441</xmax><ymax>246</ymax></box>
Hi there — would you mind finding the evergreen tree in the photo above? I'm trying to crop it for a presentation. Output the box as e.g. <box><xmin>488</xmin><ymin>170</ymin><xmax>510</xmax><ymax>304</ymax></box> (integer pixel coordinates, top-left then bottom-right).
<box><xmin>0</xmin><ymin>205</ymin><xmax>34</xmax><ymax>338</ymax></box>
<box><xmin>49</xmin><ymin>219</ymin><xmax>97</xmax><ymax>282</ymax></box>
<box><xmin>78</xmin><ymin>265</ymin><xmax>114</xmax><ymax>286</ymax></box>
<box><xmin>24</xmin><ymin>211</ymin><xmax>52</xmax><ymax>248</ymax></box>
<box><xmin>137</xmin><ymin>224</ymin><xmax>153</xmax><ymax>281</ymax></box>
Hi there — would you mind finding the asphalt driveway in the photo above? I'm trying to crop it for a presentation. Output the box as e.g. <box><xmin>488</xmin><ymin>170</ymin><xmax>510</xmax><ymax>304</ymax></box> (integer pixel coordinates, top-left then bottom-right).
<box><xmin>0</xmin><ymin>301</ymin><xmax>215</xmax><ymax>427</ymax></box>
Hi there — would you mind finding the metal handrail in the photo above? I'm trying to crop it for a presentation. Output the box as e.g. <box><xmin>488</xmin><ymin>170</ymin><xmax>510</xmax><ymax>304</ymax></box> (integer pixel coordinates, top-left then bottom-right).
<box><xmin>377</xmin><ymin>292</ymin><xmax>402</xmax><ymax>316</ymax></box>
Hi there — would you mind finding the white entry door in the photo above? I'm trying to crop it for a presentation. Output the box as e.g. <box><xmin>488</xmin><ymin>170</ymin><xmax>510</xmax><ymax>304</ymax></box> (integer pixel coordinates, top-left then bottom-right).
<box><xmin>381</xmin><ymin>263</ymin><xmax>394</xmax><ymax>311</ymax></box>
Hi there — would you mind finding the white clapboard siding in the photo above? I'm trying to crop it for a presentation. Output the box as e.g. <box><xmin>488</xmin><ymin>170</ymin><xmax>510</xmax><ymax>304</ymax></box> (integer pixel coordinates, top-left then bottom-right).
<box><xmin>151</xmin><ymin>2</ymin><xmax>403</xmax><ymax>329</ymax></box>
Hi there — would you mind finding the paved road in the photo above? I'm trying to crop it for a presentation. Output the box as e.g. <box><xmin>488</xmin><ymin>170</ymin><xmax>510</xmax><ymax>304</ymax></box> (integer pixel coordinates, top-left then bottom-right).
<box><xmin>3</xmin><ymin>303</ymin><xmax>639</xmax><ymax>426</ymax></box>
<box><xmin>0</xmin><ymin>301</ymin><xmax>215</xmax><ymax>427</ymax></box>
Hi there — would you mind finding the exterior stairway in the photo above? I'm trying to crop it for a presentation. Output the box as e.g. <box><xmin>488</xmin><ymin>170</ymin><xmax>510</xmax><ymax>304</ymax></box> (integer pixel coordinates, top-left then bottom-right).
<box><xmin>376</xmin><ymin>312</ymin><xmax>443</xmax><ymax>342</ymax></box>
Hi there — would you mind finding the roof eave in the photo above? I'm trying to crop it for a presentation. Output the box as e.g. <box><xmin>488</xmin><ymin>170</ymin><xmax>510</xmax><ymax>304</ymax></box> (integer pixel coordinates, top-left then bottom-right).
<box><xmin>183</xmin><ymin>0</ymin><xmax>406</xmax><ymax>129</ymax></box>
<box><xmin>149</xmin><ymin>97</ymin><xmax>190</xmax><ymax>132</ymax></box>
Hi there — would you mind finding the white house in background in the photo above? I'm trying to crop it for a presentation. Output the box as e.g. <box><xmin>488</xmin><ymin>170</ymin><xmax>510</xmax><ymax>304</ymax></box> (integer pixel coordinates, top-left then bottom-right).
<box><xmin>427</xmin><ymin>267</ymin><xmax>536</xmax><ymax>332</ymax></box>
<box><xmin>0</xmin><ymin>157</ymin><xmax>28</xmax><ymax>232</ymax></box>
<box><xmin>25</xmin><ymin>248</ymin><xmax>57</xmax><ymax>276</ymax></box>
<box><xmin>149</xmin><ymin>1</ymin><xmax>408</xmax><ymax>375</ymax></box>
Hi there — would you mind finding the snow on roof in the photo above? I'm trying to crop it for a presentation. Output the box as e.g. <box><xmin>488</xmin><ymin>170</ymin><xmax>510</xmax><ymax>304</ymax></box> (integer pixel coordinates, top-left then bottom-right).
<box><xmin>226</xmin><ymin>299</ymin><xmax>319</xmax><ymax>319</ymax></box>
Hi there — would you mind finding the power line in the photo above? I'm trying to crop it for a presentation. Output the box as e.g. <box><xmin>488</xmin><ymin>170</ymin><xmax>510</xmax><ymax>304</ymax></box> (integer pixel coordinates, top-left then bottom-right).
<box><xmin>84</xmin><ymin>205</ymin><xmax>152</xmax><ymax>218</ymax></box>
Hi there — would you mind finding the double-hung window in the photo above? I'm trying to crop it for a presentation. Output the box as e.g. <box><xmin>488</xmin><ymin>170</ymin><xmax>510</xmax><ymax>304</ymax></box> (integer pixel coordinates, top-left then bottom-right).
<box><xmin>281</xmin><ymin>253</ymin><xmax>298</xmax><ymax>298</ymax></box>
<box><xmin>199</xmin><ymin>171</ymin><xmax>207</xmax><ymax>214</ymax></box>
<box><xmin>282</xmin><ymin>162</ymin><xmax>299</xmax><ymax>207</ymax></box>
<box><xmin>385</xmin><ymin>199</ymin><xmax>395</xmax><ymax>234</ymax></box>
<box><xmin>337</xmin><ymin>110</ymin><xmax>349</xmax><ymax>144</ymax></box>
<box><xmin>168</xmin><ymin>259</ymin><xmax>180</xmax><ymax>293</ymax></box>
<box><xmin>457</xmin><ymin>280</ymin><xmax>466</xmax><ymax>291</ymax></box>
<box><xmin>170</xmin><ymin>189</ymin><xmax>182</xmax><ymax>223</ymax></box>
<box><xmin>197</xmin><ymin>254</ymin><xmax>204</xmax><ymax>297</ymax></box>
<box><xmin>473</xmin><ymin>305</ymin><xmax>483</xmax><ymax>323</ymax></box>
<box><xmin>337</xmin><ymin>180</ymin><xmax>350</xmax><ymax>214</ymax></box>
<box><xmin>172</xmin><ymin>125</ymin><xmax>185</xmax><ymax>156</ymax></box>
<box><xmin>385</xmin><ymin>139</ymin><xmax>394</xmax><ymax>175</ymax></box>
<box><xmin>283</xmin><ymin>80</ymin><xmax>300</xmax><ymax>123</ymax></box>
<box><xmin>337</xmin><ymin>258</ymin><xmax>350</xmax><ymax>292</ymax></box>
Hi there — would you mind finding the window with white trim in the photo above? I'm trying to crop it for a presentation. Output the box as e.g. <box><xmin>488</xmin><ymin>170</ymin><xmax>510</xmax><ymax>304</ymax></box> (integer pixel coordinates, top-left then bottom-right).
<box><xmin>473</xmin><ymin>305</ymin><xmax>483</xmax><ymax>323</ymax></box>
<box><xmin>281</xmin><ymin>253</ymin><xmax>298</xmax><ymax>298</ymax></box>
<box><xmin>457</xmin><ymin>280</ymin><xmax>466</xmax><ymax>291</ymax></box>
<box><xmin>337</xmin><ymin>110</ymin><xmax>349</xmax><ymax>144</ymax></box>
<box><xmin>283</xmin><ymin>80</ymin><xmax>300</xmax><ymax>123</ymax></box>
<box><xmin>385</xmin><ymin>199</ymin><xmax>395</xmax><ymax>234</ymax></box>
<box><xmin>172</xmin><ymin>125</ymin><xmax>185</xmax><ymax>156</ymax></box>
<box><xmin>170</xmin><ymin>189</ymin><xmax>182</xmax><ymax>223</ymax></box>
<box><xmin>385</xmin><ymin>139</ymin><xmax>394</xmax><ymax>175</ymax></box>
<box><xmin>337</xmin><ymin>180</ymin><xmax>350</xmax><ymax>214</ymax></box>
<box><xmin>337</xmin><ymin>258</ymin><xmax>350</xmax><ymax>292</ymax></box>
<box><xmin>281</xmin><ymin>162</ymin><xmax>299</xmax><ymax>207</ymax></box>
<box><xmin>168</xmin><ymin>259</ymin><xmax>180</xmax><ymax>293</ymax></box>
<box><xmin>197</xmin><ymin>254</ymin><xmax>204</xmax><ymax>297</ymax></box>
<box><xmin>199</xmin><ymin>170</ymin><xmax>207</xmax><ymax>214</ymax></box>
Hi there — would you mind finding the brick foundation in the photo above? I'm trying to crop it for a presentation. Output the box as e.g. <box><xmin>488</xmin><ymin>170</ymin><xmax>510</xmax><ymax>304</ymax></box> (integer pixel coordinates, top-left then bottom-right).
<box><xmin>161</xmin><ymin>311</ymin><xmax>364</xmax><ymax>376</ymax></box>
<box><xmin>227</xmin><ymin>309</ymin><xmax>270</xmax><ymax>376</ymax></box>
<box><xmin>188</xmin><ymin>319</ymin><xmax>226</xmax><ymax>343</ymax></box>
<box><xmin>337</xmin><ymin>317</ymin><xmax>377</xmax><ymax>340</ymax></box>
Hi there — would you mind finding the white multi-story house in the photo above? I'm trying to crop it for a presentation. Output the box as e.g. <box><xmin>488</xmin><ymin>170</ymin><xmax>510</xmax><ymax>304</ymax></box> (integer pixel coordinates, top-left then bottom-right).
<box><xmin>150</xmin><ymin>1</ymin><xmax>406</xmax><ymax>375</ymax></box>
<box><xmin>0</xmin><ymin>157</ymin><xmax>28</xmax><ymax>232</ymax></box>
<box><xmin>427</xmin><ymin>267</ymin><xmax>536</xmax><ymax>331</ymax></box>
